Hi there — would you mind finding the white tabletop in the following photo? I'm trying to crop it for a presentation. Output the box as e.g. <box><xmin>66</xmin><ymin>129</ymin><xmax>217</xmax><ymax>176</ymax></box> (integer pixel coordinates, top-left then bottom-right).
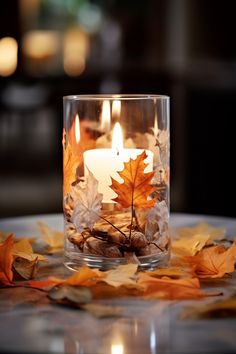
<box><xmin>0</xmin><ymin>213</ymin><xmax>236</xmax><ymax>354</ymax></box>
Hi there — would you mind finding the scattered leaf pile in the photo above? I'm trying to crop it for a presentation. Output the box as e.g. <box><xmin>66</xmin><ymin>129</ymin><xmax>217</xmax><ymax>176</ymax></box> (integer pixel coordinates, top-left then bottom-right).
<box><xmin>1</xmin><ymin>221</ymin><xmax>236</xmax><ymax>318</ymax></box>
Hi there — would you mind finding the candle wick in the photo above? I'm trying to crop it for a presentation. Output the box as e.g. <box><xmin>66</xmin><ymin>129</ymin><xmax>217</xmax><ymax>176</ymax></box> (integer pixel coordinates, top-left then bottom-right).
<box><xmin>116</xmin><ymin>148</ymin><xmax>120</xmax><ymax>156</ymax></box>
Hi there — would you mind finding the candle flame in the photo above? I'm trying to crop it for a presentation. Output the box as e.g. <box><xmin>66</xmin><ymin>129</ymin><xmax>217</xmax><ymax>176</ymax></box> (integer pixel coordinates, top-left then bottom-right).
<box><xmin>101</xmin><ymin>100</ymin><xmax>111</xmax><ymax>132</ymax></box>
<box><xmin>111</xmin><ymin>344</ymin><xmax>124</xmax><ymax>354</ymax></box>
<box><xmin>75</xmin><ymin>113</ymin><xmax>80</xmax><ymax>143</ymax></box>
<box><xmin>112</xmin><ymin>100</ymin><xmax>121</xmax><ymax>119</ymax></box>
<box><xmin>154</xmin><ymin>112</ymin><xmax>158</xmax><ymax>136</ymax></box>
<box><xmin>112</xmin><ymin>122</ymin><xmax>123</xmax><ymax>153</ymax></box>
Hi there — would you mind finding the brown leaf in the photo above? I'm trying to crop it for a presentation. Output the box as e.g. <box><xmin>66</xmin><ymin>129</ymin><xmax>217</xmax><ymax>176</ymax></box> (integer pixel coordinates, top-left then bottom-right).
<box><xmin>0</xmin><ymin>231</ymin><xmax>12</xmax><ymax>243</ymax></box>
<box><xmin>110</xmin><ymin>150</ymin><xmax>156</xmax><ymax>209</ymax></box>
<box><xmin>13</xmin><ymin>257</ymin><xmax>39</xmax><ymax>280</ymax></box>
<box><xmin>180</xmin><ymin>297</ymin><xmax>236</xmax><ymax>319</ymax></box>
<box><xmin>0</xmin><ymin>235</ymin><xmax>14</xmax><ymax>285</ymax></box>
<box><xmin>138</xmin><ymin>273</ymin><xmax>205</xmax><ymax>300</ymax></box>
<box><xmin>37</xmin><ymin>221</ymin><xmax>64</xmax><ymax>253</ymax></box>
<box><xmin>186</xmin><ymin>241</ymin><xmax>236</xmax><ymax>278</ymax></box>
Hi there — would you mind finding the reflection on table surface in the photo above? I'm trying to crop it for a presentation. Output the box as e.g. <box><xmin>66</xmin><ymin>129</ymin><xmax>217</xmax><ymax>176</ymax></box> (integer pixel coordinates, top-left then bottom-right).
<box><xmin>0</xmin><ymin>213</ymin><xmax>236</xmax><ymax>354</ymax></box>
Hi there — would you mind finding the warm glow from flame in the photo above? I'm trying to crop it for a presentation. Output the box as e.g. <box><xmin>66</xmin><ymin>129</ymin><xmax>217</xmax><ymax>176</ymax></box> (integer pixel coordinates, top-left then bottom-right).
<box><xmin>112</xmin><ymin>122</ymin><xmax>123</xmax><ymax>152</ymax></box>
<box><xmin>101</xmin><ymin>100</ymin><xmax>110</xmax><ymax>131</ymax></box>
<box><xmin>111</xmin><ymin>344</ymin><xmax>124</xmax><ymax>354</ymax></box>
<box><xmin>112</xmin><ymin>100</ymin><xmax>121</xmax><ymax>119</ymax></box>
<box><xmin>154</xmin><ymin>112</ymin><xmax>158</xmax><ymax>136</ymax></box>
<box><xmin>0</xmin><ymin>37</ymin><xmax>18</xmax><ymax>76</ymax></box>
<box><xmin>75</xmin><ymin>114</ymin><xmax>80</xmax><ymax>143</ymax></box>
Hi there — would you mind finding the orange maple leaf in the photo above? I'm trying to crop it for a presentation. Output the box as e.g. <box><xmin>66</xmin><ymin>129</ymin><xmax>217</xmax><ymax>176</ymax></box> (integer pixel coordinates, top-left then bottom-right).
<box><xmin>0</xmin><ymin>234</ymin><xmax>14</xmax><ymax>285</ymax></box>
<box><xmin>186</xmin><ymin>241</ymin><xmax>236</xmax><ymax>278</ymax></box>
<box><xmin>110</xmin><ymin>150</ymin><xmax>156</xmax><ymax>209</ymax></box>
<box><xmin>28</xmin><ymin>266</ymin><xmax>102</xmax><ymax>289</ymax></box>
<box><xmin>63</xmin><ymin>125</ymin><xmax>96</xmax><ymax>195</ymax></box>
<box><xmin>138</xmin><ymin>273</ymin><xmax>204</xmax><ymax>300</ymax></box>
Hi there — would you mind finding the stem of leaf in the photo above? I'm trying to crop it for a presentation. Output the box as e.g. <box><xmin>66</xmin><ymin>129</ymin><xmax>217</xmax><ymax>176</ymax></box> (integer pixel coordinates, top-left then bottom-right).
<box><xmin>98</xmin><ymin>215</ymin><xmax>128</xmax><ymax>239</ymax></box>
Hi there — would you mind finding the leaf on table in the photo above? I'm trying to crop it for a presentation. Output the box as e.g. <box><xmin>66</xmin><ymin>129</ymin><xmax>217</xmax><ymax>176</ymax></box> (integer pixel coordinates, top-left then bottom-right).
<box><xmin>81</xmin><ymin>303</ymin><xmax>123</xmax><ymax>318</ymax></box>
<box><xmin>172</xmin><ymin>234</ymin><xmax>210</xmax><ymax>256</ymax></box>
<box><xmin>143</xmin><ymin>266</ymin><xmax>195</xmax><ymax>279</ymax></box>
<box><xmin>48</xmin><ymin>285</ymin><xmax>92</xmax><ymax>304</ymax></box>
<box><xmin>103</xmin><ymin>264</ymin><xmax>138</xmax><ymax>288</ymax></box>
<box><xmin>180</xmin><ymin>297</ymin><xmax>236</xmax><ymax>319</ymax></box>
<box><xmin>0</xmin><ymin>235</ymin><xmax>14</xmax><ymax>285</ymax></box>
<box><xmin>71</xmin><ymin>170</ymin><xmax>103</xmax><ymax>232</ymax></box>
<box><xmin>28</xmin><ymin>266</ymin><xmax>101</xmax><ymax>289</ymax></box>
<box><xmin>110</xmin><ymin>150</ymin><xmax>156</xmax><ymax>209</ymax></box>
<box><xmin>177</xmin><ymin>222</ymin><xmax>226</xmax><ymax>243</ymax></box>
<box><xmin>13</xmin><ymin>238</ymin><xmax>45</xmax><ymax>261</ymax></box>
<box><xmin>185</xmin><ymin>241</ymin><xmax>236</xmax><ymax>278</ymax></box>
<box><xmin>37</xmin><ymin>221</ymin><xmax>64</xmax><ymax>253</ymax></box>
<box><xmin>138</xmin><ymin>273</ymin><xmax>205</xmax><ymax>300</ymax></box>
<box><xmin>13</xmin><ymin>257</ymin><xmax>39</xmax><ymax>280</ymax></box>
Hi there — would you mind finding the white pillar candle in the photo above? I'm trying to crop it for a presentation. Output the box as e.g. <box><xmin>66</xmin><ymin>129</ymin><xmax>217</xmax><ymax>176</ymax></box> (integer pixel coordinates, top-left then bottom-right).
<box><xmin>84</xmin><ymin>122</ymin><xmax>153</xmax><ymax>203</ymax></box>
<box><xmin>84</xmin><ymin>148</ymin><xmax>153</xmax><ymax>202</ymax></box>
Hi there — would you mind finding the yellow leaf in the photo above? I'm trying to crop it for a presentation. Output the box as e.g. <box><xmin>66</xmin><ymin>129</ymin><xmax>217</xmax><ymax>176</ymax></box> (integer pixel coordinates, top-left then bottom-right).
<box><xmin>37</xmin><ymin>221</ymin><xmax>64</xmax><ymax>253</ymax></box>
<box><xmin>110</xmin><ymin>150</ymin><xmax>156</xmax><ymax>209</ymax></box>
<box><xmin>0</xmin><ymin>235</ymin><xmax>14</xmax><ymax>285</ymax></box>
<box><xmin>186</xmin><ymin>241</ymin><xmax>236</xmax><ymax>278</ymax></box>
<box><xmin>172</xmin><ymin>234</ymin><xmax>210</xmax><ymax>256</ymax></box>
<box><xmin>13</xmin><ymin>239</ymin><xmax>45</xmax><ymax>261</ymax></box>
<box><xmin>103</xmin><ymin>264</ymin><xmax>138</xmax><ymax>288</ymax></box>
<box><xmin>177</xmin><ymin>222</ymin><xmax>226</xmax><ymax>243</ymax></box>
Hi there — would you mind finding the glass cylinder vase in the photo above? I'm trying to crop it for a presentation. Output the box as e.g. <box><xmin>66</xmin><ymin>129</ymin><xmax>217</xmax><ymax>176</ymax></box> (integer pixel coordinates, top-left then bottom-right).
<box><xmin>63</xmin><ymin>95</ymin><xmax>170</xmax><ymax>270</ymax></box>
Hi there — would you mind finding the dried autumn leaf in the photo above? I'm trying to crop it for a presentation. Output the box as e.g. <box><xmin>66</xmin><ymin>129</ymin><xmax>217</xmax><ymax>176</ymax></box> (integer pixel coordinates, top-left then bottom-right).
<box><xmin>180</xmin><ymin>297</ymin><xmax>236</xmax><ymax>319</ymax></box>
<box><xmin>138</xmin><ymin>273</ymin><xmax>204</xmax><ymax>300</ymax></box>
<box><xmin>110</xmin><ymin>150</ymin><xmax>156</xmax><ymax>209</ymax></box>
<box><xmin>103</xmin><ymin>264</ymin><xmax>138</xmax><ymax>288</ymax></box>
<box><xmin>0</xmin><ymin>235</ymin><xmax>14</xmax><ymax>285</ymax></box>
<box><xmin>63</xmin><ymin>137</ymin><xmax>82</xmax><ymax>196</ymax></box>
<box><xmin>144</xmin><ymin>266</ymin><xmax>195</xmax><ymax>279</ymax></box>
<box><xmin>172</xmin><ymin>234</ymin><xmax>210</xmax><ymax>256</ymax></box>
<box><xmin>186</xmin><ymin>241</ymin><xmax>236</xmax><ymax>278</ymax></box>
<box><xmin>177</xmin><ymin>222</ymin><xmax>226</xmax><ymax>243</ymax></box>
<box><xmin>28</xmin><ymin>266</ymin><xmax>101</xmax><ymax>289</ymax></box>
<box><xmin>13</xmin><ymin>257</ymin><xmax>39</xmax><ymax>280</ymax></box>
<box><xmin>71</xmin><ymin>170</ymin><xmax>103</xmax><ymax>232</ymax></box>
<box><xmin>13</xmin><ymin>238</ymin><xmax>45</xmax><ymax>261</ymax></box>
<box><xmin>37</xmin><ymin>221</ymin><xmax>64</xmax><ymax>253</ymax></box>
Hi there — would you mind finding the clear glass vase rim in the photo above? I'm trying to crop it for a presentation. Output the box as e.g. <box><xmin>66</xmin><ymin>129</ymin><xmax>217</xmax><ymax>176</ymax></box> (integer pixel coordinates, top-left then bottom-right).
<box><xmin>63</xmin><ymin>94</ymin><xmax>169</xmax><ymax>101</ymax></box>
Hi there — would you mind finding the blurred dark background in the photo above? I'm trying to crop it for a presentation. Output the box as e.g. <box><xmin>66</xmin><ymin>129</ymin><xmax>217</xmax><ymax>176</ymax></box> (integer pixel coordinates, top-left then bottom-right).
<box><xmin>0</xmin><ymin>0</ymin><xmax>235</xmax><ymax>218</ymax></box>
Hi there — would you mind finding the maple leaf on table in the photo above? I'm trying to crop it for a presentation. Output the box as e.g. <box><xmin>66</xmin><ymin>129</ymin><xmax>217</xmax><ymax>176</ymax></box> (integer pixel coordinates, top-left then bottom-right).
<box><xmin>176</xmin><ymin>222</ymin><xmax>226</xmax><ymax>243</ymax></box>
<box><xmin>138</xmin><ymin>273</ymin><xmax>204</xmax><ymax>300</ymax></box>
<box><xmin>186</xmin><ymin>241</ymin><xmax>236</xmax><ymax>278</ymax></box>
<box><xmin>71</xmin><ymin>170</ymin><xmax>103</xmax><ymax>232</ymax></box>
<box><xmin>0</xmin><ymin>235</ymin><xmax>14</xmax><ymax>285</ymax></box>
<box><xmin>110</xmin><ymin>150</ymin><xmax>156</xmax><ymax>209</ymax></box>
